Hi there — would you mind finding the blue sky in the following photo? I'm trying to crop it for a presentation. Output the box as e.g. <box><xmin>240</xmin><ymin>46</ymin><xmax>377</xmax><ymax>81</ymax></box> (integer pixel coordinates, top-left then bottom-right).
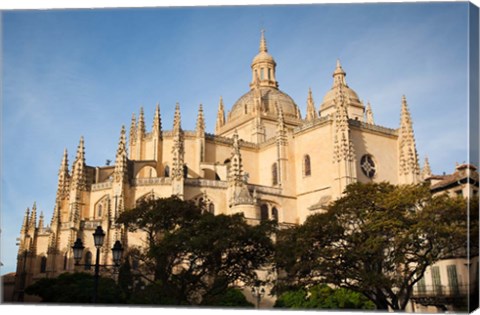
<box><xmin>0</xmin><ymin>2</ymin><xmax>473</xmax><ymax>274</ymax></box>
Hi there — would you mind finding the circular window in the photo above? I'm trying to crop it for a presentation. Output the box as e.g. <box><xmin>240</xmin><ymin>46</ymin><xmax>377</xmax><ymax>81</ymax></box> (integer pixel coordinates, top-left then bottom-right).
<box><xmin>360</xmin><ymin>155</ymin><xmax>376</xmax><ymax>178</ymax></box>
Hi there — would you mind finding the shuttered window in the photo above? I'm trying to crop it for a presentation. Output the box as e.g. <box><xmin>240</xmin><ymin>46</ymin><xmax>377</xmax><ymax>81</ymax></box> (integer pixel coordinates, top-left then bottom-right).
<box><xmin>417</xmin><ymin>277</ymin><xmax>426</xmax><ymax>294</ymax></box>
<box><xmin>447</xmin><ymin>265</ymin><xmax>459</xmax><ymax>295</ymax></box>
<box><xmin>431</xmin><ymin>266</ymin><xmax>442</xmax><ymax>294</ymax></box>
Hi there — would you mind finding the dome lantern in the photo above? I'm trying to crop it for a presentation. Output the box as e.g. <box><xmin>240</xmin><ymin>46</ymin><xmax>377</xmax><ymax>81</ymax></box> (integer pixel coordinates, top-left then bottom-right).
<box><xmin>250</xmin><ymin>30</ymin><xmax>278</xmax><ymax>89</ymax></box>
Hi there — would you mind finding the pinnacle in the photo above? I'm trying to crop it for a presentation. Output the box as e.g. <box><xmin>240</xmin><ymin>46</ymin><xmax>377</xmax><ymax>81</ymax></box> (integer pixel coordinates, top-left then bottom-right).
<box><xmin>173</xmin><ymin>102</ymin><xmax>182</xmax><ymax>133</ymax></box>
<box><xmin>196</xmin><ymin>104</ymin><xmax>205</xmax><ymax>133</ymax></box>
<box><xmin>306</xmin><ymin>88</ymin><xmax>317</xmax><ymax>121</ymax></box>
<box><xmin>153</xmin><ymin>104</ymin><xmax>162</xmax><ymax>133</ymax></box>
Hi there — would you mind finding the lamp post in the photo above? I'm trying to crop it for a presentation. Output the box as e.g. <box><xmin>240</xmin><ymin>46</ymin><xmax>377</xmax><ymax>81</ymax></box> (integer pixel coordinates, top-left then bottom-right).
<box><xmin>72</xmin><ymin>226</ymin><xmax>124</xmax><ymax>303</ymax></box>
<box><xmin>251</xmin><ymin>284</ymin><xmax>265</xmax><ymax>309</ymax></box>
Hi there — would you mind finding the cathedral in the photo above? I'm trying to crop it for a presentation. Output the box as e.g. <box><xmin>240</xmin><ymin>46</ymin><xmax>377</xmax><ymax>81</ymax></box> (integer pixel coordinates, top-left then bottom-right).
<box><xmin>14</xmin><ymin>31</ymin><xmax>425</xmax><ymax>299</ymax></box>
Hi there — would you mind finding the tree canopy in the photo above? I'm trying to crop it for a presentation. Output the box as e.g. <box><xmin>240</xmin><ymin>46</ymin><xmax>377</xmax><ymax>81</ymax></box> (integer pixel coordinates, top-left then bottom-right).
<box><xmin>116</xmin><ymin>196</ymin><xmax>276</xmax><ymax>305</ymax></box>
<box><xmin>275</xmin><ymin>182</ymin><xmax>468</xmax><ymax>310</ymax></box>
<box><xmin>25</xmin><ymin>272</ymin><xmax>124</xmax><ymax>304</ymax></box>
<box><xmin>274</xmin><ymin>284</ymin><xmax>375</xmax><ymax>310</ymax></box>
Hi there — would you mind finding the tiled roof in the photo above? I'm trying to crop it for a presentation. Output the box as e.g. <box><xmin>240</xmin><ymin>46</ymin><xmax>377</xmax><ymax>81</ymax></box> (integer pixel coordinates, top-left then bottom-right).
<box><xmin>430</xmin><ymin>164</ymin><xmax>479</xmax><ymax>191</ymax></box>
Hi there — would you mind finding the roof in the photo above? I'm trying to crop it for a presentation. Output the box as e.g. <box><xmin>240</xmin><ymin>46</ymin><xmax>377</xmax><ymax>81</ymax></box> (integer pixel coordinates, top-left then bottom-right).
<box><xmin>429</xmin><ymin>163</ymin><xmax>479</xmax><ymax>192</ymax></box>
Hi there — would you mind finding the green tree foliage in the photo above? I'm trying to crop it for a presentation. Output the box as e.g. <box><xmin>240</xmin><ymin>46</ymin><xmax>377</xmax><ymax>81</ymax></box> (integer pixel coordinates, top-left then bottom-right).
<box><xmin>25</xmin><ymin>272</ymin><xmax>124</xmax><ymax>304</ymax></box>
<box><xmin>201</xmin><ymin>288</ymin><xmax>255</xmax><ymax>307</ymax></box>
<box><xmin>274</xmin><ymin>284</ymin><xmax>375</xmax><ymax>309</ymax></box>
<box><xmin>117</xmin><ymin>196</ymin><xmax>276</xmax><ymax>305</ymax></box>
<box><xmin>275</xmin><ymin>182</ymin><xmax>467</xmax><ymax>310</ymax></box>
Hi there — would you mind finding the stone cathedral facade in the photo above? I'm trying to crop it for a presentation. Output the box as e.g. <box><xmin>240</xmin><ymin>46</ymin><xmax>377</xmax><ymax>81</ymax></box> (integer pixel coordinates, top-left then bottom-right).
<box><xmin>14</xmin><ymin>32</ymin><xmax>426</xmax><ymax>298</ymax></box>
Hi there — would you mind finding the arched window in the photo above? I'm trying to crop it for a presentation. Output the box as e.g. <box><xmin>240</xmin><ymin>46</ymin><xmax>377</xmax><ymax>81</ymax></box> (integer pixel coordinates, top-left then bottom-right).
<box><xmin>63</xmin><ymin>253</ymin><xmax>68</xmax><ymax>270</ymax></box>
<box><xmin>304</xmin><ymin>155</ymin><xmax>311</xmax><ymax>177</ymax></box>
<box><xmin>272</xmin><ymin>163</ymin><xmax>278</xmax><ymax>186</ymax></box>
<box><xmin>271</xmin><ymin>207</ymin><xmax>278</xmax><ymax>221</ymax></box>
<box><xmin>164</xmin><ymin>165</ymin><xmax>170</xmax><ymax>177</ymax></box>
<box><xmin>208</xmin><ymin>203</ymin><xmax>215</xmax><ymax>214</ymax></box>
<box><xmin>132</xmin><ymin>257</ymin><xmax>139</xmax><ymax>270</ymax></box>
<box><xmin>260</xmin><ymin>68</ymin><xmax>265</xmax><ymax>80</ymax></box>
<box><xmin>268</xmin><ymin>68</ymin><xmax>272</xmax><ymax>80</ymax></box>
<box><xmin>97</xmin><ymin>205</ymin><xmax>103</xmax><ymax>218</ymax></box>
<box><xmin>40</xmin><ymin>256</ymin><xmax>47</xmax><ymax>273</ymax></box>
<box><xmin>85</xmin><ymin>251</ymin><xmax>92</xmax><ymax>271</ymax></box>
<box><xmin>260</xmin><ymin>204</ymin><xmax>269</xmax><ymax>222</ymax></box>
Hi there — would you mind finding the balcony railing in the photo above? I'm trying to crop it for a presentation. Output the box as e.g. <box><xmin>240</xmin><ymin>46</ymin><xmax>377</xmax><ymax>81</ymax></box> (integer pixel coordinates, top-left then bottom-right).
<box><xmin>132</xmin><ymin>177</ymin><xmax>172</xmax><ymax>186</ymax></box>
<box><xmin>412</xmin><ymin>284</ymin><xmax>474</xmax><ymax>299</ymax></box>
<box><xmin>184</xmin><ymin>178</ymin><xmax>228</xmax><ymax>188</ymax></box>
<box><xmin>91</xmin><ymin>181</ymin><xmax>113</xmax><ymax>191</ymax></box>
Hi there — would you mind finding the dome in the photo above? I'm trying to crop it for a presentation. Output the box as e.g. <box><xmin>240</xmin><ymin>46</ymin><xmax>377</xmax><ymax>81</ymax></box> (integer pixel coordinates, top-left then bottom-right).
<box><xmin>252</xmin><ymin>51</ymin><xmax>276</xmax><ymax>65</ymax></box>
<box><xmin>320</xmin><ymin>84</ymin><xmax>363</xmax><ymax>110</ymax></box>
<box><xmin>319</xmin><ymin>60</ymin><xmax>365</xmax><ymax>118</ymax></box>
<box><xmin>228</xmin><ymin>86</ymin><xmax>301</xmax><ymax>122</ymax></box>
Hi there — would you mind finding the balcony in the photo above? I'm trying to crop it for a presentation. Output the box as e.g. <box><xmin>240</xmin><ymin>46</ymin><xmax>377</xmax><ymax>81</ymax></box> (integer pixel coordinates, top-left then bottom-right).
<box><xmin>411</xmin><ymin>284</ymin><xmax>475</xmax><ymax>307</ymax></box>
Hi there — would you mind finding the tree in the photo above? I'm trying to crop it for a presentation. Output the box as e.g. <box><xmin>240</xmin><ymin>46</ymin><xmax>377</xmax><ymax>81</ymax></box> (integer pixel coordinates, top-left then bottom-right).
<box><xmin>25</xmin><ymin>272</ymin><xmax>124</xmax><ymax>304</ymax></box>
<box><xmin>201</xmin><ymin>288</ymin><xmax>255</xmax><ymax>307</ymax></box>
<box><xmin>275</xmin><ymin>182</ymin><xmax>467</xmax><ymax>310</ymax></box>
<box><xmin>117</xmin><ymin>196</ymin><xmax>276</xmax><ymax>305</ymax></box>
<box><xmin>274</xmin><ymin>284</ymin><xmax>375</xmax><ymax>309</ymax></box>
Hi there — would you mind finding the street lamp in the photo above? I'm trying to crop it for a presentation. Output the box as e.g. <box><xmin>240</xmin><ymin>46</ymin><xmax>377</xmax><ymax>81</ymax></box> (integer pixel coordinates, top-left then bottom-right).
<box><xmin>71</xmin><ymin>226</ymin><xmax>124</xmax><ymax>303</ymax></box>
<box><xmin>251</xmin><ymin>284</ymin><xmax>265</xmax><ymax>309</ymax></box>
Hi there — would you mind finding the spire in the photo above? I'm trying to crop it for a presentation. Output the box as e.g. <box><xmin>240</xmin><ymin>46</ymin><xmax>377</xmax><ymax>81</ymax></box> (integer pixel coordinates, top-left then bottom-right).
<box><xmin>114</xmin><ymin>125</ymin><xmax>128</xmax><ymax>183</ymax></box>
<box><xmin>71</xmin><ymin>136</ymin><xmax>87</xmax><ymax>191</ymax></box>
<box><xmin>56</xmin><ymin>148</ymin><xmax>70</xmax><ymax>200</ymax></box>
<box><xmin>422</xmin><ymin>156</ymin><xmax>432</xmax><ymax>180</ymax></box>
<box><xmin>21</xmin><ymin>207</ymin><xmax>30</xmax><ymax>234</ymax></box>
<box><xmin>29</xmin><ymin>202</ymin><xmax>37</xmax><ymax>232</ymax></box>
<box><xmin>50</xmin><ymin>202</ymin><xmax>60</xmax><ymax>230</ymax></box>
<box><xmin>173</xmin><ymin>102</ymin><xmax>182</xmax><ymax>133</ymax></box>
<box><xmin>38</xmin><ymin>211</ymin><xmax>45</xmax><ymax>230</ymax></box>
<box><xmin>365</xmin><ymin>101</ymin><xmax>374</xmax><ymax>124</ymax></box>
<box><xmin>129</xmin><ymin>113</ymin><xmax>137</xmax><ymax>145</ymax></box>
<box><xmin>259</xmin><ymin>29</ymin><xmax>268</xmax><ymax>53</ymax></box>
<box><xmin>137</xmin><ymin>107</ymin><xmax>146</xmax><ymax>139</ymax></box>
<box><xmin>398</xmin><ymin>95</ymin><xmax>420</xmax><ymax>183</ymax></box>
<box><xmin>152</xmin><ymin>103</ymin><xmax>162</xmax><ymax>136</ymax></box>
<box><xmin>196</xmin><ymin>104</ymin><xmax>205</xmax><ymax>137</ymax></box>
<box><xmin>305</xmin><ymin>88</ymin><xmax>318</xmax><ymax>121</ymax></box>
<box><xmin>215</xmin><ymin>97</ymin><xmax>225</xmax><ymax>133</ymax></box>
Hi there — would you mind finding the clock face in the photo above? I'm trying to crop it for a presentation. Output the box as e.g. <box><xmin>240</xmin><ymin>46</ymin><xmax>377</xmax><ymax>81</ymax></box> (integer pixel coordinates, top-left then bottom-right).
<box><xmin>360</xmin><ymin>155</ymin><xmax>376</xmax><ymax>179</ymax></box>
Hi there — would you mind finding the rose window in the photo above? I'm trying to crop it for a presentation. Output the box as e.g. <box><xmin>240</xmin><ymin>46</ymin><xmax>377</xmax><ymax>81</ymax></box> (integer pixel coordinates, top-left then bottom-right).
<box><xmin>360</xmin><ymin>155</ymin><xmax>376</xmax><ymax>178</ymax></box>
